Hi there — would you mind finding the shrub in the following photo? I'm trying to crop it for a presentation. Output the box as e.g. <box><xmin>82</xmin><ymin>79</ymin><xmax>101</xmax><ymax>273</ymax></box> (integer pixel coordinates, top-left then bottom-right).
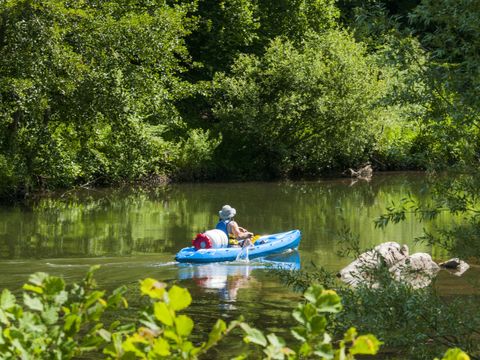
<box><xmin>0</xmin><ymin>268</ymin><xmax>384</xmax><ymax>359</ymax></box>
<box><xmin>211</xmin><ymin>30</ymin><xmax>388</xmax><ymax>178</ymax></box>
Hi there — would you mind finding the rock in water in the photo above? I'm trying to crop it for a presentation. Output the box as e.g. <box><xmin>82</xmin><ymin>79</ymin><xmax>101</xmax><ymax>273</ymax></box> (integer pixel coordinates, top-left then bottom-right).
<box><xmin>338</xmin><ymin>242</ymin><xmax>442</xmax><ymax>289</ymax></box>
<box><xmin>338</xmin><ymin>242</ymin><xmax>409</xmax><ymax>287</ymax></box>
<box><xmin>439</xmin><ymin>258</ymin><xmax>470</xmax><ymax>276</ymax></box>
<box><xmin>348</xmin><ymin>164</ymin><xmax>373</xmax><ymax>180</ymax></box>
<box><xmin>389</xmin><ymin>253</ymin><xmax>440</xmax><ymax>289</ymax></box>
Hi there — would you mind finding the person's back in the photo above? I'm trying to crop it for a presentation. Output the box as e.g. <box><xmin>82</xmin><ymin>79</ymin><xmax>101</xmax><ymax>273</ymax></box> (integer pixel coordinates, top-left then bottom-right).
<box><xmin>216</xmin><ymin>205</ymin><xmax>253</xmax><ymax>246</ymax></box>
<box><xmin>216</xmin><ymin>218</ymin><xmax>231</xmax><ymax>237</ymax></box>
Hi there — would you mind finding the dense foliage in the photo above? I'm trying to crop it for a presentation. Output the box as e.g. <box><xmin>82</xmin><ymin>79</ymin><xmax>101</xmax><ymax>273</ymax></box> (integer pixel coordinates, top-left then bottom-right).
<box><xmin>276</xmin><ymin>260</ymin><xmax>479</xmax><ymax>360</ymax></box>
<box><xmin>2</xmin><ymin>0</ymin><xmax>478</xmax><ymax>195</ymax></box>
<box><xmin>0</xmin><ymin>0</ymin><xmax>218</xmax><ymax>196</ymax></box>
<box><xmin>211</xmin><ymin>30</ymin><xmax>386</xmax><ymax>178</ymax></box>
<box><xmin>374</xmin><ymin>174</ymin><xmax>480</xmax><ymax>259</ymax></box>
<box><xmin>0</xmin><ymin>267</ymin><xmax>385</xmax><ymax>359</ymax></box>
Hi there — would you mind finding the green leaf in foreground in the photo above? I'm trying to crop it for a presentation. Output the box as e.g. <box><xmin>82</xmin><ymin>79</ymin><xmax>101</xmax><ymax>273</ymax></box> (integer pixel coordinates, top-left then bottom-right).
<box><xmin>154</xmin><ymin>302</ymin><xmax>173</xmax><ymax>326</ymax></box>
<box><xmin>439</xmin><ymin>348</ymin><xmax>470</xmax><ymax>360</ymax></box>
<box><xmin>175</xmin><ymin>314</ymin><xmax>194</xmax><ymax>337</ymax></box>
<box><xmin>168</xmin><ymin>285</ymin><xmax>192</xmax><ymax>311</ymax></box>
<box><xmin>140</xmin><ymin>278</ymin><xmax>166</xmax><ymax>300</ymax></box>
<box><xmin>350</xmin><ymin>334</ymin><xmax>383</xmax><ymax>355</ymax></box>
<box><xmin>0</xmin><ymin>289</ymin><xmax>16</xmax><ymax>310</ymax></box>
<box><xmin>240</xmin><ymin>323</ymin><xmax>267</xmax><ymax>347</ymax></box>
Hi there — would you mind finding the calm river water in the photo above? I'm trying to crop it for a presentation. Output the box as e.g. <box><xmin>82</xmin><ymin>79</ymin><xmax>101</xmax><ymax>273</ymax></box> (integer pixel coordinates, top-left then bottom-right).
<box><xmin>0</xmin><ymin>172</ymin><xmax>477</xmax><ymax>356</ymax></box>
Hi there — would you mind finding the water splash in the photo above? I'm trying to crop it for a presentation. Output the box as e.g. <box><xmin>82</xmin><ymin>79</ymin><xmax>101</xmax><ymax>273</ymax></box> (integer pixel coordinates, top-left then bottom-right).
<box><xmin>235</xmin><ymin>246</ymin><xmax>250</xmax><ymax>262</ymax></box>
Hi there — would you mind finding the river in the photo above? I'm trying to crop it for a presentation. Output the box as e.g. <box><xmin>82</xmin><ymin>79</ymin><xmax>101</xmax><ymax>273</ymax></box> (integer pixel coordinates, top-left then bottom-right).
<box><xmin>0</xmin><ymin>172</ymin><xmax>477</xmax><ymax>357</ymax></box>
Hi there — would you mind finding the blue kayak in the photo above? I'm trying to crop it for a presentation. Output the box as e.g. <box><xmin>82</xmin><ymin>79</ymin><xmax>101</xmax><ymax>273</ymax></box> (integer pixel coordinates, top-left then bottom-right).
<box><xmin>175</xmin><ymin>230</ymin><xmax>301</xmax><ymax>263</ymax></box>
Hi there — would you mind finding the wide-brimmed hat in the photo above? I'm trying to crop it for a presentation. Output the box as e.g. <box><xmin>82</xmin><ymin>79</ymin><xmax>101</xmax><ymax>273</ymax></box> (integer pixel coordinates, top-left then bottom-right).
<box><xmin>219</xmin><ymin>205</ymin><xmax>236</xmax><ymax>220</ymax></box>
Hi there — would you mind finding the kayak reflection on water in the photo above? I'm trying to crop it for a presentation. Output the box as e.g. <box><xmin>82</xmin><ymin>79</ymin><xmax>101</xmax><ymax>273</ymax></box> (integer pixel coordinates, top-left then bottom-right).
<box><xmin>177</xmin><ymin>251</ymin><xmax>300</xmax><ymax>306</ymax></box>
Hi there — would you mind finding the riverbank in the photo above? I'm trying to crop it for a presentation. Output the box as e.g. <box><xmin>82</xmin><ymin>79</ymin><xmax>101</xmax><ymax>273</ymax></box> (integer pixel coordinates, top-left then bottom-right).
<box><xmin>1</xmin><ymin>169</ymin><xmax>430</xmax><ymax>202</ymax></box>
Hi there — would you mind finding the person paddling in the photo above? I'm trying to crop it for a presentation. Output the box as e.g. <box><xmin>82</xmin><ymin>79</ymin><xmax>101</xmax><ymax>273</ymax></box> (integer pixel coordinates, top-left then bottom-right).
<box><xmin>216</xmin><ymin>205</ymin><xmax>253</xmax><ymax>247</ymax></box>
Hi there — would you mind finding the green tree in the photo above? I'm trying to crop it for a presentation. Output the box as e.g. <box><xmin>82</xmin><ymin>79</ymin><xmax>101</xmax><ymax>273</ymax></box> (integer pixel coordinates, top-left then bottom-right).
<box><xmin>211</xmin><ymin>30</ymin><xmax>388</xmax><ymax>178</ymax></box>
<box><xmin>410</xmin><ymin>0</ymin><xmax>480</xmax><ymax>118</ymax></box>
<box><xmin>406</xmin><ymin>0</ymin><xmax>480</xmax><ymax>168</ymax></box>
<box><xmin>0</xmin><ymin>0</ymin><xmax>218</xmax><ymax>196</ymax></box>
<box><xmin>183</xmin><ymin>0</ymin><xmax>259</xmax><ymax>78</ymax></box>
<box><xmin>255</xmin><ymin>0</ymin><xmax>340</xmax><ymax>45</ymax></box>
<box><xmin>182</xmin><ymin>0</ymin><xmax>340</xmax><ymax>79</ymax></box>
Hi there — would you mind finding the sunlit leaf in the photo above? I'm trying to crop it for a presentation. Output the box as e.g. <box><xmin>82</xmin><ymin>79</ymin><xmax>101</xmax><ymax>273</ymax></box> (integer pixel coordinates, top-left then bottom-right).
<box><xmin>231</xmin><ymin>356</ymin><xmax>248</xmax><ymax>360</ymax></box>
<box><xmin>441</xmin><ymin>348</ymin><xmax>470</xmax><ymax>360</ymax></box>
<box><xmin>154</xmin><ymin>302</ymin><xmax>173</xmax><ymax>326</ymax></box>
<box><xmin>315</xmin><ymin>289</ymin><xmax>342</xmax><ymax>313</ymax></box>
<box><xmin>292</xmin><ymin>307</ymin><xmax>305</xmax><ymax>325</ymax></box>
<box><xmin>164</xmin><ymin>329</ymin><xmax>180</xmax><ymax>342</ymax></box>
<box><xmin>28</xmin><ymin>272</ymin><xmax>48</xmax><ymax>286</ymax></box>
<box><xmin>0</xmin><ymin>289</ymin><xmax>16</xmax><ymax>310</ymax></box>
<box><xmin>175</xmin><ymin>314</ymin><xmax>194</xmax><ymax>337</ymax></box>
<box><xmin>226</xmin><ymin>317</ymin><xmax>244</xmax><ymax>332</ymax></box>
<box><xmin>313</xmin><ymin>343</ymin><xmax>334</xmax><ymax>358</ymax></box>
<box><xmin>122</xmin><ymin>333</ymin><xmax>148</xmax><ymax>358</ymax></box>
<box><xmin>240</xmin><ymin>323</ymin><xmax>267</xmax><ymax>346</ymax></box>
<box><xmin>349</xmin><ymin>334</ymin><xmax>382</xmax><ymax>355</ymax></box>
<box><xmin>180</xmin><ymin>340</ymin><xmax>194</xmax><ymax>354</ymax></box>
<box><xmin>152</xmin><ymin>337</ymin><xmax>171</xmax><ymax>356</ymax></box>
<box><xmin>302</xmin><ymin>303</ymin><xmax>317</xmax><ymax>321</ymax></box>
<box><xmin>304</xmin><ymin>285</ymin><xmax>324</xmax><ymax>304</ymax></box>
<box><xmin>98</xmin><ymin>329</ymin><xmax>111</xmax><ymax>342</ymax></box>
<box><xmin>84</xmin><ymin>290</ymin><xmax>105</xmax><ymax>309</ymax></box>
<box><xmin>140</xmin><ymin>278</ymin><xmax>166</xmax><ymax>300</ymax></box>
<box><xmin>41</xmin><ymin>306</ymin><xmax>59</xmax><ymax>325</ymax></box>
<box><xmin>266</xmin><ymin>333</ymin><xmax>285</xmax><ymax>348</ymax></box>
<box><xmin>343</xmin><ymin>327</ymin><xmax>357</xmax><ymax>342</ymax></box>
<box><xmin>22</xmin><ymin>284</ymin><xmax>44</xmax><ymax>294</ymax></box>
<box><xmin>54</xmin><ymin>291</ymin><xmax>68</xmax><ymax>306</ymax></box>
<box><xmin>0</xmin><ymin>309</ymin><xmax>10</xmax><ymax>325</ymax></box>
<box><xmin>204</xmin><ymin>319</ymin><xmax>227</xmax><ymax>349</ymax></box>
<box><xmin>64</xmin><ymin>314</ymin><xmax>81</xmax><ymax>333</ymax></box>
<box><xmin>291</xmin><ymin>326</ymin><xmax>306</xmax><ymax>341</ymax></box>
<box><xmin>168</xmin><ymin>285</ymin><xmax>192</xmax><ymax>311</ymax></box>
<box><xmin>299</xmin><ymin>342</ymin><xmax>312</xmax><ymax>356</ymax></box>
<box><xmin>23</xmin><ymin>293</ymin><xmax>43</xmax><ymax>312</ymax></box>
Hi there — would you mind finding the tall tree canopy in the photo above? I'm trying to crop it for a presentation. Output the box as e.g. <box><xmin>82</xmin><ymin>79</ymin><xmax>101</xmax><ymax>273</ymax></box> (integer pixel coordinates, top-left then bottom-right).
<box><xmin>0</xmin><ymin>0</ymin><xmax>219</xmax><ymax>194</ymax></box>
<box><xmin>211</xmin><ymin>31</ymin><xmax>387</xmax><ymax>178</ymax></box>
<box><xmin>1</xmin><ymin>0</ymin><xmax>479</xmax><ymax>195</ymax></box>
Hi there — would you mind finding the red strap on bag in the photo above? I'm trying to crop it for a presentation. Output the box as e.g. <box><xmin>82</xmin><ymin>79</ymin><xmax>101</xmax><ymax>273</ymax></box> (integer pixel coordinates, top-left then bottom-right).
<box><xmin>192</xmin><ymin>233</ymin><xmax>212</xmax><ymax>250</ymax></box>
